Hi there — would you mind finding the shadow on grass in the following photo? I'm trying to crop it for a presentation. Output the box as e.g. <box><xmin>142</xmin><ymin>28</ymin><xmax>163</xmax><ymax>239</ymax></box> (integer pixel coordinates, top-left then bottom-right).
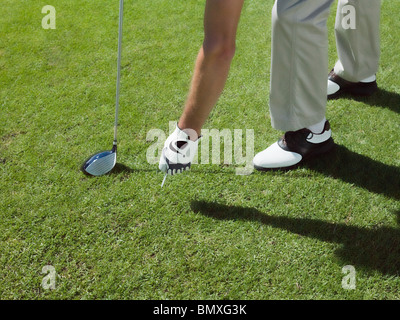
<box><xmin>332</xmin><ymin>88</ymin><xmax>400</xmax><ymax>113</ymax></box>
<box><xmin>80</xmin><ymin>163</ymin><xmax>154</xmax><ymax>178</ymax></box>
<box><xmin>191</xmin><ymin>201</ymin><xmax>400</xmax><ymax>276</ymax></box>
<box><xmin>112</xmin><ymin>163</ymin><xmax>155</xmax><ymax>174</ymax></box>
<box><xmin>300</xmin><ymin>144</ymin><xmax>400</xmax><ymax>201</ymax></box>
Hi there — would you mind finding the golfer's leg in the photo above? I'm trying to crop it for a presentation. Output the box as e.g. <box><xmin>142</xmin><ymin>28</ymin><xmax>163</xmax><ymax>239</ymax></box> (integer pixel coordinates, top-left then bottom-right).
<box><xmin>178</xmin><ymin>0</ymin><xmax>244</xmax><ymax>137</ymax></box>
<box><xmin>334</xmin><ymin>0</ymin><xmax>381</xmax><ymax>82</ymax></box>
<box><xmin>269</xmin><ymin>0</ymin><xmax>335</xmax><ymax>132</ymax></box>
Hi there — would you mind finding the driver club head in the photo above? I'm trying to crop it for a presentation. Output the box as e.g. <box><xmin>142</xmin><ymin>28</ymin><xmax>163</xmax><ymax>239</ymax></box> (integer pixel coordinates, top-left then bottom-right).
<box><xmin>81</xmin><ymin>145</ymin><xmax>117</xmax><ymax>176</ymax></box>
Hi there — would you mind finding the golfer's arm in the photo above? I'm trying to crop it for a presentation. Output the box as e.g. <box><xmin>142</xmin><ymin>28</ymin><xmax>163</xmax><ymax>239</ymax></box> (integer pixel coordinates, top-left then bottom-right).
<box><xmin>178</xmin><ymin>0</ymin><xmax>244</xmax><ymax>137</ymax></box>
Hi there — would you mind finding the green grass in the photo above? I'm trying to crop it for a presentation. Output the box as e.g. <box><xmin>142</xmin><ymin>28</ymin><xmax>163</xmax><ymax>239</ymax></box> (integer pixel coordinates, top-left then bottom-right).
<box><xmin>1</xmin><ymin>0</ymin><xmax>399</xmax><ymax>300</ymax></box>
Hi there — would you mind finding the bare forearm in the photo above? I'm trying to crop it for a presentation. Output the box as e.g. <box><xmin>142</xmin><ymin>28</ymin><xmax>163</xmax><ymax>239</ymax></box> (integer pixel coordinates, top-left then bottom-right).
<box><xmin>177</xmin><ymin>0</ymin><xmax>244</xmax><ymax>137</ymax></box>
<box><xmin>179</xmin><ymin>47</ymin><xmax>233</xmax><ymax>135</ymax></box>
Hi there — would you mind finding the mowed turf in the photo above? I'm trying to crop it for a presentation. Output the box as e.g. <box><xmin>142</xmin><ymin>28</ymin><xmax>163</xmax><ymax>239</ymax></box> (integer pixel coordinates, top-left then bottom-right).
<box><xmin>1</xmin><ymin>0</ymin><xmax>399</xmax><ymax>299</ymax></box>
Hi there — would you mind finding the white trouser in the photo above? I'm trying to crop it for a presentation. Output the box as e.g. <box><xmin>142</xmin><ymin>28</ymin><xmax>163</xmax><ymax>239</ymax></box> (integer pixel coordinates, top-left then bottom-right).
<box><xmin>334</xmin><ymin>0</ymin><xmax>381</xmax><ymax>82</ymax></box>
<box><xmin>269</xmin><ymin>0</ymin><xmax>381</xmax><ymax>131</ymax></box>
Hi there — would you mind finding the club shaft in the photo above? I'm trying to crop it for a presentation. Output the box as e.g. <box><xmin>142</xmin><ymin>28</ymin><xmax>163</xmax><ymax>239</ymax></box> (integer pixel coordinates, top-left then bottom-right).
<box><xmin>114</xmin><ymin>0</ymin><xmax>124</xmax><ymax>144</ymax></box>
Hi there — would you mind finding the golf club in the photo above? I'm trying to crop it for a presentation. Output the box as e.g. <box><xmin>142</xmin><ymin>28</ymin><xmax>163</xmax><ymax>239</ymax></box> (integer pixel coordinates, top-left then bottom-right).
<box><xmin>81</xmin><ymin>0</ymin><xmax>124</xmax><ymax>176</ymax></box>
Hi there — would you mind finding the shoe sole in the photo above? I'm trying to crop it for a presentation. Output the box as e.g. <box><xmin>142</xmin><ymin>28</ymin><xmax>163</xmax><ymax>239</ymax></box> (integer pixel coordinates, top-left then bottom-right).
<box><xmin>253</xmin><ymin>138</ymin><xmax>336</xmax><ymax>172</ymax></box>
